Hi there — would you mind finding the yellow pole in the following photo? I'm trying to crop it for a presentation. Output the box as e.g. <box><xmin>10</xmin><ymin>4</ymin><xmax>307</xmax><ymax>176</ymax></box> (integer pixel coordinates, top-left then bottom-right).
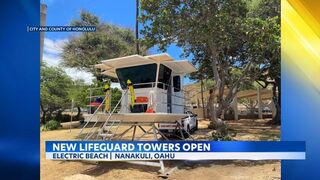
<box><xmin>104</xmin><ymin>84</ymin><xmax>111</xmax><ymax>112</ymax></box>
<box><xmin>127</xmin><ymin>79</ymin><xmax>135</xmax><ymax>109</ymax></box>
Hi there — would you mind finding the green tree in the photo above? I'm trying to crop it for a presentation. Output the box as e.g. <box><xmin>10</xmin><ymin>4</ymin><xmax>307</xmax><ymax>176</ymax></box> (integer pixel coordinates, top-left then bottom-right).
<box><xmin>68</xmin><ymin>79</ymin><xmax>89</xmax><ymax>119</ymax></box>
<box><xmin>246</xmin><ymin>0</ymin><xmax>280</xmax><ymax>124</ymax></box>
<box><xmin>111</xmin><ymin>87</ymin><xmax>122</xmax><ymax>110</ymax></box>
<box><xmin>140</xmin><ymin>0</ymin><xmax>268</xmax><ymax>132</ymax></box>
<box><xmin>62</xmin><ymin>11</ymin><xmax>145</xmax><ymax>77</ymax></box>
<box><xmin>40</xmin><ymin>63</ymin><xmax>73</xmax><ymax>124</ymax></box>
<box><xmin>249</xmin><ymin>0</ymin><xmax>280</xmax><ymax>19</ymax></box>
<box><xmin>140</xmin><ymin>0</ymin><xmax>280</xmax><ymax>128</ymax></box>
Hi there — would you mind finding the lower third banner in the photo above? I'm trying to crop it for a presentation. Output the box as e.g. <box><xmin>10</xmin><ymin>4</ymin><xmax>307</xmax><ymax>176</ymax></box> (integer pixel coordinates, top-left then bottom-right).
<box><xmin>45</xmin><ymin>141</ymin><xmax>305</xmax><ymax>161</ymax></box>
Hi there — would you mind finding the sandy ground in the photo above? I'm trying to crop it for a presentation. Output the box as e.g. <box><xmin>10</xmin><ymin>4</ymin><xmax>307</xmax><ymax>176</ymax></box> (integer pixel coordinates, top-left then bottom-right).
<box><xmin>41</xmin><ymin>119</ymin><xmax>280</xmax><ymax>180</ymax></box>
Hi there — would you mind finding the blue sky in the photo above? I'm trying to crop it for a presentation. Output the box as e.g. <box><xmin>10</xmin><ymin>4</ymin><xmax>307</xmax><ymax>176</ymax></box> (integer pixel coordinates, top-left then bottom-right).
<box><xmin>43</xmin><ymin>0</ymin><xmax>193</xmax><ymax>84</ymax></box>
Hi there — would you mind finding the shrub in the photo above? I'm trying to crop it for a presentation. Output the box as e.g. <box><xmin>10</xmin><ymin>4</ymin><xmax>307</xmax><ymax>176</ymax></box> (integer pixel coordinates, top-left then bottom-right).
<box><xmin>55</xmin><ymin>112</ymin><xmax>84</xmax><ymax>123</ymax></box>
<box><xmin>210</xmin><ymin>132</ymin><xmax>233</xmax><ymax>141</ymax></box>
<box><xmin>55</xmin><ymin>113</ymin><xmax>71</xmax><ymax>123</ymax></box>
<box><xmin>43</xmin><ymin>120</ymin><xmax>61</xmax><ymax>131</ymax></box>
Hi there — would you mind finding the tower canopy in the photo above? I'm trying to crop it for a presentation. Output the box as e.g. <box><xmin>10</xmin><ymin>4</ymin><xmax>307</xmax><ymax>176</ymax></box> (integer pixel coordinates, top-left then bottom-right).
<box><xmin>95</xmin><ymin>53</ymin><xmax>197</xmax><ymax>78</ymax></box>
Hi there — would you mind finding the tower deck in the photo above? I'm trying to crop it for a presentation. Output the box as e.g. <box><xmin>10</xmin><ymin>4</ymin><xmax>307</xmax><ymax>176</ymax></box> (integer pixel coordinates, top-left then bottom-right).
<box><xmin>83</xmin><ymin>113</ymin><xmax>185</xmax><ymax>123</ymax></box>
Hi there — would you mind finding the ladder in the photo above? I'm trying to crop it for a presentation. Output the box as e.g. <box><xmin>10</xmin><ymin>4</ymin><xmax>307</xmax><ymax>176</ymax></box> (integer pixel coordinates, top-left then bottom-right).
<box><xmin>97</xmin><ymin>119</ymin><xmax>121</xmax><ymax>140</ymax></box>
<box><xmin>78</xmin><ymin>89</ymin><xmax>128</xmax><ymax>140</ymax></box>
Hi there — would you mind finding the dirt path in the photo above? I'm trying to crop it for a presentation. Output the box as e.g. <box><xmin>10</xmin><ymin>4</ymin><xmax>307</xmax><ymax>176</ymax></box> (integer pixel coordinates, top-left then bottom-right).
<box><xmin>227</xmin><ymin>119</ymin><xmax>280</xmax><ymax>141</ymax></box>
<box><xmin>41</xmin><ymin>119</ymin><xmax>280</xmax><ymax>180</ymax></box>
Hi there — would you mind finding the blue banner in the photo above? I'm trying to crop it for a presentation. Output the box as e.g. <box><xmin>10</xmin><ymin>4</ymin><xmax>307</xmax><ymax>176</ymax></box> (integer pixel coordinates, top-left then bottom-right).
<box><xmin>45</xmin><ymin>141</ymin><xmax>305</xmax><ymax>161</ymax></box>
<box><xmin>46</xmin><ymin>141</ymin><xmax>305</xmax><ymax>153</ymax></box>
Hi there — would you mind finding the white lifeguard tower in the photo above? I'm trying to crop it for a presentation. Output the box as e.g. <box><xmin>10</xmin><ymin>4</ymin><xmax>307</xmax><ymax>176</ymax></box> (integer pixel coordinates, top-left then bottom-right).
<box><xmin>78</xmin><ymin>53</ymin><xmax>196</xmax><ymax>175</ymax></box>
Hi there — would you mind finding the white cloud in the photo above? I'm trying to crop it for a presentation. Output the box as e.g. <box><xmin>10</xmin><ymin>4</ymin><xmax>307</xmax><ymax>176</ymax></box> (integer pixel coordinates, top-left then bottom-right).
<box><xmin>64</xmin><ymin>68</ymin><xmax>95</xmax><ymax>84</ymax></box>
<box><xmin>43</xmin><ymin>52</ymin><xmax>61</xmax><ymax>66</ymax></box>
<box><xmin>44</xmin><ymin>38</ymin><xmax>68</xmax><ymax>55</ymax></box>
<box><xmin>43</xmin><ymin>37</ymin><xmax>94</xmax><ymax>84</ymax></box>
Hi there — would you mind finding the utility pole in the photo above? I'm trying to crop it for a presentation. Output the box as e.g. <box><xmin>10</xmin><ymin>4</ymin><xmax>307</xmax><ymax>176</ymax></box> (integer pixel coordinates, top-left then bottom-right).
<box><xmin>136</xmin><ymin>0</ymin><xmax>140</xmax><ymax>55</ymax></box>
<box><xmin>40</xmin><ymin>3</ymin><xmax>47</xmax><ymax>61</ymax></box>
<box><xmin>69</xmin><ymin>99</ymin><xmax>74</xmax><ymax>132</ymax></box>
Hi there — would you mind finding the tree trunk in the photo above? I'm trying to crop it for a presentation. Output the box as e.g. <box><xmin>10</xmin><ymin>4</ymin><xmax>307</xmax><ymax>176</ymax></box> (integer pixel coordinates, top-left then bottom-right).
<box><xmin>76</xmin><ymin>106</ymin><xmax>81</xmax><ymax>120</ymax></box>
<box><xmin>56</xmin><ymin>110</ymin><xmax>64</xmax><ymax>123</ymax></box>
<box><xmin>207</xmin><ymin>46</ymin><xmax>227</xmax><ymax>134</ymax></box>
<box><xmin>200</xmin><ymin>78</ymin><xmax>205</xmax><ymax>119</ymax></box>
<box><xmin>41</xmin><ymin>111</ymin><xmax>46</xmax><ymax>124</ymax></box>
<box><xmin>208</xmin><ymin>89</ymin><xmax>226</xmax><ymax>134</ymax></box>
<box><xmin>272</xmin><ymin>77</ymin><xmax>281</xmax><ymax>124</ymax></box>
<box><xmin>47</xmin><ymin>110</ymin><xmax>53</xmax><ymax>121</ymax></box>
<box><xmin>40</xmin><ymin>103</ymin><xmax>47</xmax><ymax>124</ymax></box>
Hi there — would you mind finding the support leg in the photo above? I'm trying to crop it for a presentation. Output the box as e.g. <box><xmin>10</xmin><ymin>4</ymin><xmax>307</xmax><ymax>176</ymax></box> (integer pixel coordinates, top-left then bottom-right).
<box><xmin>177</xmin><ymin>122</ymin><xmax>185</xmax><ymax>140</ymax></box>
<box><xmin>159</xmin><ymin>160</ymin><xmax>165</xmax><ymax>175</ymax></box>
<box><xmin>136</xmin><ymin>126</ymin><xmax>153</xmax><ymax>140</ymax></box>
<box><xmin>152</xmin><ymin>124</ymin><xmax>166</xmax><ymax>175</ymax></box>
<box><xmin>152</xmin><ymin>124</ymin><xmax>158</xmax><ymax>140</ymax></box>
<box><xmin>153</xmin><ymin>126</ymin><xmax>169</xmax><ymax>140</ymax></box>
<box><xmin>118</xmin><ymin>125</ymin><xmax>134</xmax><ymax>140</ymax></box>
<box><xmin>138</xmin><ymin>125</ymin><xmax>147</xmax><ymax>133</ymax></box>
<box><xmin>132</xmin><ymin>125</ymin><xmax>137</xmax><ymax>141</ymax></box>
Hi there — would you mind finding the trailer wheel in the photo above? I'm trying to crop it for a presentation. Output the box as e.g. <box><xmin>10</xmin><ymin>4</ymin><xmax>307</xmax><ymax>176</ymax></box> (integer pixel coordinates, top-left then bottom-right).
<box><xmin>195</xmin><ymin>119</ymin><xmax>198</xmax><ymax>131</ymax></box>
<box><xmin>187</xmin><ymin>125</ymin><xmax>191</xmax><ymax>134</ymax></box>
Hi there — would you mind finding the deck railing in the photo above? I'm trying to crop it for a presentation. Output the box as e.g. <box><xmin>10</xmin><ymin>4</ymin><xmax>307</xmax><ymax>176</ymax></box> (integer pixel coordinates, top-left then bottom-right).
<box><xmin>85</xmin><ymin>81</ymin><xmax>191</xmax><ymax>114</ymax></box>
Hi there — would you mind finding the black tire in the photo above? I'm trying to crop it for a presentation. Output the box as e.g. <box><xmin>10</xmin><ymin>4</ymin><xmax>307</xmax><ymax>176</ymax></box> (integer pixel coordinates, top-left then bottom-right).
<box><xmin>187</xmin><ymin>125</ymin><xmax>191</xmax><ymax>134</ymax></box>
<box><xmin>195</xmin><ymin>119</ymin><xmax>198</xmax><ymax>131</ymax></box>
<box><xmin>180</xmin><ymin>125</ymin><xmax>190</xmax><ymax>139</ymax></box>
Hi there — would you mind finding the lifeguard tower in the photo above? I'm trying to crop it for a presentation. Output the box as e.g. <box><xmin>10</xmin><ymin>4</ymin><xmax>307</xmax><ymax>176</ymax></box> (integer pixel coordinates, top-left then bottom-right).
<box><xmin>78</xmin><ymin>53</ymin><xmax>196</xmax><ymax>175</ymax></box>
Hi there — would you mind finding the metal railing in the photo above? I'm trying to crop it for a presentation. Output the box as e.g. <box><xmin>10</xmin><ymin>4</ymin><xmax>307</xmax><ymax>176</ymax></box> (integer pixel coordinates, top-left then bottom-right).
<box><xmin>85</xmin><ymin>82</ymin><xmax>191</xmax><ymax>115</ymax></box>
<box><xmin>84</xmin><ymin>89</ymin><xmax>128</xmax><ymax>140</ymax></box>
<box><xmin>78</xmin><ymin>81</ymin><xmax>194</xmax><ymax>140</ymax></box>
<box><xmin>78</xmin><ymin>96</ymin><xmax>107</xmax><ymax>139</ymax></box>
